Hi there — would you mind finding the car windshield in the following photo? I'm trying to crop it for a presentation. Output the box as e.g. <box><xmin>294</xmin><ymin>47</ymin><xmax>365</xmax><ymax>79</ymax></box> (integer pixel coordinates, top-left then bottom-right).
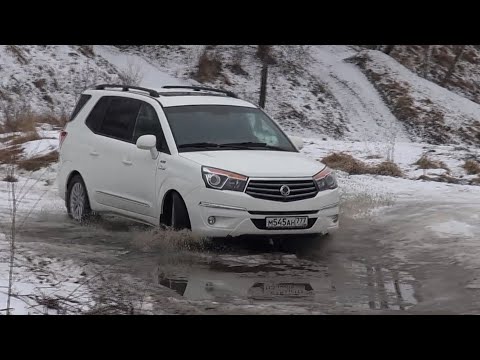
<box><xmin>163</xmin><ymin>105</ymin><xmax>297</xmax><ymax>152</ymax></box>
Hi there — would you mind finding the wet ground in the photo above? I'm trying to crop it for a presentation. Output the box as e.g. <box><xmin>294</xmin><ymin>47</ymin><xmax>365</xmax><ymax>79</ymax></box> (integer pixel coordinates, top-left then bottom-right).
<box><xmin>11</xmin><ymin>201</ymin><xmax>480</xmax><ymax>315</ymax></box>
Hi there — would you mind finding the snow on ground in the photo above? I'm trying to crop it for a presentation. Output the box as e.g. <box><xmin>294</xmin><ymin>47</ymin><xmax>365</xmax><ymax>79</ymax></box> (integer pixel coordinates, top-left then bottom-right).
<box><xmin>303</xmin><ymin>137</ymin><xmax>480</xmax><ymax>183</ymax></box>
<box><xmin>0</xmin><ymin>136</ymin><xmax>81</xmax><ymax>314</ymax></box>
<box><xmin>0</xmin><ymin>238</ymin><xmax>93</xmax><ymax>315</ymax></box>
<box><xmin>21</xmin><ymin>138</ymin><xmax>57</xmax><ymax>158</ymax></box>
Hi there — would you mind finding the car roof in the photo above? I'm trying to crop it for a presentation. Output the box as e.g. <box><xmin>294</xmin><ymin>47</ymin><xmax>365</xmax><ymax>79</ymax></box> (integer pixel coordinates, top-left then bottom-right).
<box><xmin>157</xmin><ymin>94</ymin><xmax>257</xmax><ymax>108</ymax></box>
<box><xmin>84</xmin><ymin>86</ymin><xmax>257</xmax><ymax>109</ymax></box>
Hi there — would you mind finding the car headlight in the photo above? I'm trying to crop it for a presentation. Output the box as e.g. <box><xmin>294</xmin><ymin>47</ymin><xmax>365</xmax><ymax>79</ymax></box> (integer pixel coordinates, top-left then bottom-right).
<box><xmin>313</xmin><ymin>167</ymin><xmax>338</xmax><ymax>191</ymax></box>
<box><xmin>202</xmin><ymin>166</ymin><xmax>248</xmax><ymax>192</ymax></box>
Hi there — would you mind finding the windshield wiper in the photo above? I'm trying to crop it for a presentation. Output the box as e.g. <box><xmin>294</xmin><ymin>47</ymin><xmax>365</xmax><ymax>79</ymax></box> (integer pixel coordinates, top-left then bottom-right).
<box><xmin>221</xmin><ymin>142</ymin><xmax>289</xmax><ymax>151</ymax></box>
<box><xmin>178</xmin><ymin>142</ymin><xmax>245</xmax><ymax>150</ymax></box>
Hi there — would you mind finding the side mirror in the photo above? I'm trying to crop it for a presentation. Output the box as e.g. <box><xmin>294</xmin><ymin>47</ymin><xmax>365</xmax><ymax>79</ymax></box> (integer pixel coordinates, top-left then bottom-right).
<box><xmin>290</xmin><ymin>135</ymin><xmax>304</xmax><ymax>151</ymax></box>
<box><xmin>136</xmin><ymin>135</ymin><xmax>158</xmax><ymax>159</ymax></box>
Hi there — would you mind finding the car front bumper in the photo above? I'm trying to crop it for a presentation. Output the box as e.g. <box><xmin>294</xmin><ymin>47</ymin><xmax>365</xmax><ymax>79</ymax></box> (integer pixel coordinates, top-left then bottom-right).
<box><xmin>183</xmin><ymin>186</ymin><xmax>340</xmax><ymax>238</ymax></box>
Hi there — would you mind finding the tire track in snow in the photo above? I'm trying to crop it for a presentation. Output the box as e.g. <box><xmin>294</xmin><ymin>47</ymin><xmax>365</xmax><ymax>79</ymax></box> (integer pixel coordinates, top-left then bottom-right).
<box><xmin>310</xmin><ymin>46</ymin><xmax>411</xmax><ymax>143</ymax></box>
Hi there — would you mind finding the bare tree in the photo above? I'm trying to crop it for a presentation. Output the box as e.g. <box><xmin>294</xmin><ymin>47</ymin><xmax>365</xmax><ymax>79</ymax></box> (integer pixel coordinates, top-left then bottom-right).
<box><xmin>118</xmin><ymin>59</ymin><xmax>144</xmax><ymax>86</ymax></box>
<box><xmin>72</xmin><ymin>61</ymin><xmax>100</xmax><ymax>101</ymax></box>
<box><xmin>442</xmin><ymin>45</ymin><xmax>466</xmax><ymax>86</ymax></box>
<box><xmin>257</xmin><ymin>45</ymin><xmax>276</xmax><ymax>109</ymax></box>
<box><xmin>423</xmin><ymin>45</ymin><xmax>433</xmax><ymax>79</ymax></box>
<box><xmin>5</xmin><ymin>169</ymin><xmax>17</xmax><ymax>315</ymax></box>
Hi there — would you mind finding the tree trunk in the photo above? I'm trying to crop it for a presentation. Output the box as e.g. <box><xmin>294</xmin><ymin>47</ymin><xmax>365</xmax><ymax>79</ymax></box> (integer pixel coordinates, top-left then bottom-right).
<box><xmin>423</xmin><ymin>45</ymin><xmax>432</xmax><ymax>79</ymax></box>
<box><xmin>384</xmin><ymin>45</ymin><xmax>396</xmax><ymax>55</ymax></box>
<box><xmin>259</xmin><ymin>63</ymin><xmax>268</xmax><ymax>109</ymax></box>
<box><xmin>442</xmin><ymin>45</ymin><xmax>466</xmax><ymax>86</ymax></box>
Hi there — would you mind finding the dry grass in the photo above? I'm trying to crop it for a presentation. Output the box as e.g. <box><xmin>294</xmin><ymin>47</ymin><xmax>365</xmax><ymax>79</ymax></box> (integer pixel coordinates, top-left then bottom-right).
<box><xmin>9</xmin><ymin>131</ymin><xmax>41</xmax><ymax>146</ymax></box>
<box><xmin>372</xmin><ymin>161</ymin><xmax>403</xmax><ymax>177</ymax></box>
<box><xmin>464</xmin><ymin>159</ymin><xmax>480</xmax><ymax>175</ymax></box>
<box><xmin>0</xmin><ymin>146</ymin><xmax>23</xmax><ymax>164</ymax></box>
<box><xmin>322</xmin><ymin>152</ymin><xmax>369</xmax><ymax>175</ymax></box>
<box><xmin>414</xmin><ymin>155</ymin><xmax>450</xmax><ymax>171</ymax></box>
<box><xmin>1</xmin><ymin>110</ymin><xmax>67</xmax><ymax>134</ymax></box>
<box><xmin>36</xmin><ymin>112</ymin><xmax>68</xmax><ymax>128</ymax></box>
<box><xmin>17</xmin><ymin>151</ymin><xmax>58</xmax><ymax>172</ymax></box>
<box><xmin>194</xmin><ymin>50</ymin><xmax>223</xmax><ymax>83</ymax></box>
<box><xmin>471</xmin><ymin>177</ymin><xmax>480</xmax><ymax>185</ymax></box>
<box><xmin>118</xmin><ymin>60</ymin><xmax>144</xmax><ymax>86</ymax></box>
<box><xmin>1</xmin><ymin>111</ymin><xmax>37</xmax><ymax>134</ymax></box>
<box><xmin>132</xmin><ymin>227</ymin><xmax>205</xmax><ymax>254</ymax></box>
<box><xmin>322</xmin><ymin>152</ymin><xmax>403</xmax><ymax>177</ymax></box>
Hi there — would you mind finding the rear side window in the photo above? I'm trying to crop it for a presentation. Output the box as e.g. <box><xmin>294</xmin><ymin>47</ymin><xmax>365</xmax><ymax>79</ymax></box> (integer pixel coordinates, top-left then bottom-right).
<box><xmin>69</xmin><ymin>94</ymin><xmax>92</xmax><ymax>122</ymax></box>
<box><xmin>133</xmin><ymin>103</ymin><xmax>170</xmax><ymax>153</ymax></box>
<box><xmin>99</xmin><ymin>97</ymin><xmax>141</xmax><ymax>141</ymax></box>
<box><xmin>85</xmin><ymin>97</ymin><xmax>111</xmax><ymax>133</ymax></box>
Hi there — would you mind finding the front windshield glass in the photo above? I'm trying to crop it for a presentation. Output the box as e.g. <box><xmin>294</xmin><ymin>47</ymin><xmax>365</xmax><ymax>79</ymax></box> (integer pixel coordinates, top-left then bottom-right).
<box><xmin>163</xmin><ymin>105</ymin><xmax>297</xmax><ymax>152</ymax></box>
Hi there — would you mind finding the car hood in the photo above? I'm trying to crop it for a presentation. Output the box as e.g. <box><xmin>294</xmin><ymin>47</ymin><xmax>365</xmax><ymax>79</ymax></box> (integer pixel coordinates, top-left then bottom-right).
<box><xmin>180</xmin><ymin>150</ymin><xmax>325</xmax><ymax>177</ymax></box>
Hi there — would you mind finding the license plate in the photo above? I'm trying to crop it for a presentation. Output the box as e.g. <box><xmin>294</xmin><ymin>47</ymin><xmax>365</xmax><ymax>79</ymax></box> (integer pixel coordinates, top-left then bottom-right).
<box><xmin>266</xmin><ymin>216</ymin><xmax>308</xmax><ymax>229</ymax></box>
<box><xmin>248</xmin><ymin>282</ymin><xmax>314</xmax><ymax>299</ymax></box>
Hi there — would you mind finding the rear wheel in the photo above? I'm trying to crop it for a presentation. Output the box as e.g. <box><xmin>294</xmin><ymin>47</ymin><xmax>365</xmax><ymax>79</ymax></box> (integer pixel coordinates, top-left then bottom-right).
<box><xmin>67</xmin><ymin>175</ymin><xmax>92</xmax><ymax>223</ymax></box>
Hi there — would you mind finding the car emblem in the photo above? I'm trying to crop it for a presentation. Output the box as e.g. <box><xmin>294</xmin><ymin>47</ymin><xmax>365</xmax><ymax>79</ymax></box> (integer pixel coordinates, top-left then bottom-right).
<box><xmin>280</xmin><ymin>185</ymin><xmax>291</xmax><ymax>196</ymax></box>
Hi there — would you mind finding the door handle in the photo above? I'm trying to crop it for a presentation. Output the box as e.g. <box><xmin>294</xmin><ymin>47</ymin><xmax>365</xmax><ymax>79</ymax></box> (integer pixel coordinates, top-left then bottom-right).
<box><xmin>89</xmin><ymin>150</ymin><xmax>99</xmax><ymax>157</ymax></box>
<box><xmin>122</xmin><ymin>160</ymin><xmax>133</xmax><ymax>166</ymax></box>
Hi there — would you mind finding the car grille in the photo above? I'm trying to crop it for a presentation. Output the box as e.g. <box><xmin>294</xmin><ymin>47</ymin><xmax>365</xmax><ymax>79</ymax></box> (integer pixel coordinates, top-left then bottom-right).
<box><xmin>245</xmin><ymin>179</ymin><xmax>318</xmax><ymax>202</ymax></box>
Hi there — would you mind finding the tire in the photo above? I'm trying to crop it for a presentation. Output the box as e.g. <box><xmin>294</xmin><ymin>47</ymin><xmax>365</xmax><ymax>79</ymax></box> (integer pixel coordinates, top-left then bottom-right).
<box><xmin>170</xmin><ymin>192</ymin><xmax>191</xmax><ymax>230</ymax></box>
<box><xmin>66</xmin><ymin>175</ymin><xmax>92</xmax><ymax>223</ymax></box>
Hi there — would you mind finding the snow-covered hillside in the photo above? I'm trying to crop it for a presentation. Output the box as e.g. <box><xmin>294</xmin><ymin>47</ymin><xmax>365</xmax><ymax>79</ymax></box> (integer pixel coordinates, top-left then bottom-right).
<box><xmin>2</xmin><ymin>44</ymin><xmax>480</xmax><ymax>148</ymax></box>
<box><xmin>389</xmin><ymin>45</ymin><xmax>480</xmax><ymax>105</ymax></box>
<box><xmin>350</xmin><ymin>49</ymin><xmax>480</xmax><ymax>146</ymax></box>
<box><xmin>105</xmin><ymin>45</ymin><xmax>348</xmax><ymax>139</ymax></box>
<box><xmin>0</xmin><ymin>45</ymin><xmax>119</xmax><ymax>115</ymax></box>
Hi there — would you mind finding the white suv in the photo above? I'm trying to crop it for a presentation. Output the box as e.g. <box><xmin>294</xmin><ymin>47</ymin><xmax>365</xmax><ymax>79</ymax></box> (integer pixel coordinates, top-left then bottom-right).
<box><xmin>57</xmin><ymin>85</ymin><xmax>339</xmax><ymax>239</ymax></box>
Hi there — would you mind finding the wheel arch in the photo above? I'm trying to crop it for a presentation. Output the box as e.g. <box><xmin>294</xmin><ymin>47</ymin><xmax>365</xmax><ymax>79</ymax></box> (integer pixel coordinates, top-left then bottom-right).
<box><xmin>160</xmin><ymin>189</ymin><xmax>191</xmax><ymax>227</ymax></box>
<box><xmin>66</xmin><ymin>171</ymin><xmax>92</xmax><ymax>207</ymax></box>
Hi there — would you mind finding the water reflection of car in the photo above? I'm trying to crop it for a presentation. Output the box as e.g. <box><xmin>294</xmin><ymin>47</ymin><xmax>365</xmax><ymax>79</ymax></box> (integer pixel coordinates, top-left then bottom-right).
<box><xmin>158</xmin><ymin>271</ymin><xmax>315</xmax><ymax>302</ymax></box>
<box><xmin>248</xmin><ymin>282</ymin><xmax>314</xmax><ymax>300</ymax></box>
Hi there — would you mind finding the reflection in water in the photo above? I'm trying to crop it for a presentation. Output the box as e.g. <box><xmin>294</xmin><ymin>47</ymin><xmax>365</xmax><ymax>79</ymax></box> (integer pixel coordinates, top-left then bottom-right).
<box><xmin>156</xmin><ymin>256</ymin><xmax>418</xmax><ymax>311</ymax></box>
<box><xmin>158</xmin><ymin>275</ymin><xmax>188</xmax><ymax>297</ymax></box>
<box><xmin>364</xmin><ymin>265</ymin><xmax>416</xmax><ymax>311</ymax></box>
<box><xmin>248</xmin><ymin>282</ymin><xmax>314</xmax><ymax>300</ymax></box>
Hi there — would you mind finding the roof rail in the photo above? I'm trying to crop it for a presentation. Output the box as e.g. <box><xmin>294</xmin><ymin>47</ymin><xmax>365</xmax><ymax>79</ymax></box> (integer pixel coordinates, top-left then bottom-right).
<box><xmin>95</xmin><ymin>84</ymin><xmax>160</xmax><ymax>98</ymax></box>
<box><xmin>161</xmin><ymin>85</ymin><xmax>237</xmax><ymax>98</ymax></box>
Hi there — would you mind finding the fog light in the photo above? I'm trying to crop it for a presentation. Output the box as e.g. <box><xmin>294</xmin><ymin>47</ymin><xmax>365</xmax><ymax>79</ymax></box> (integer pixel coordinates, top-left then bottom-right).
<box><xmin>208</xmin><ymin>216</ymin><xmax>216</xmax><ymax>225</ymax></box>
<box><xmin>329</xmin><ymin>215</ymin><xmax>339</xmax><ymax>223</ymax></box>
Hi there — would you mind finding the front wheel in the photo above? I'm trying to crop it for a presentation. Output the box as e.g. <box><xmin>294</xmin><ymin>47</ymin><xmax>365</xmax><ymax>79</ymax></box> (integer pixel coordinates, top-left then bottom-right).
<box><xmin>67</xmin><ymin>175</ymin><xmax>92</xmax><ymax>223</ymax></box>
<box><xmin>161</xmin><ymin>192</ymin><xmax>191</xmax><ymax>231</ymax></box>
